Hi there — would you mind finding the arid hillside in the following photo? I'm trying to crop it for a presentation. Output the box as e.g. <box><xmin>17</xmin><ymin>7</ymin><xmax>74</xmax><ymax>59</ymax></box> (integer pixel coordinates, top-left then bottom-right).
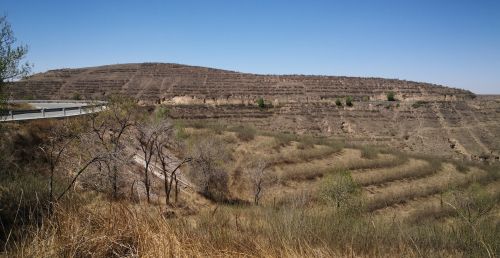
<box><xmin>8</xmin><ymin>63</ymin><xmax>473</xmax><ymax>102</ymax></box>
<box><xmin>6</xmin><ymin>63</ymin><xmax>499</xmax><ymax>161</ymax></box>
<box><xmin>2</xmin><ymin>119</ymin><xmax>499</xmax><ymax>257</ymax></box>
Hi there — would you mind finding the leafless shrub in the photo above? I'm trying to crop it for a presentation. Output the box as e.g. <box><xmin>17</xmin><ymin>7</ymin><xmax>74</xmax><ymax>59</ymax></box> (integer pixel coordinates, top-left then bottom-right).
<box><xmin>247</xmin><ymin>158</ymin><xmax>273</xmax><ymax>205</ymax></box>
<box><xmin>38</xmin><ymin>120</ymin><xmax>76</xmax><ymax>203</ymax></box>
<box><xmin>36</xmin><ymin>119</ymin><xmax>111</xmax><ymax>205</ymax></box>
<box><xmin>188</xmin><ymin>137</ymin><xmax>230</xmax><ymax>202</ymax></box>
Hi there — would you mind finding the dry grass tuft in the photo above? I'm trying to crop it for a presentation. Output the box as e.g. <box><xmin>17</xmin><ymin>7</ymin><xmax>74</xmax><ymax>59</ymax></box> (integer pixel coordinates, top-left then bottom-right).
<box><xmin>360</xmin><ymin>145</ymin><xmax>378</xmax><ymax>159</ymax></box>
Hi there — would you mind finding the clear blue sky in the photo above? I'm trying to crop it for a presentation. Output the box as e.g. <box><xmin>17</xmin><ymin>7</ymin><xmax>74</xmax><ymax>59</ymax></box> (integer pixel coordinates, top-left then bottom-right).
<box><xmin>3</xmin><ymin>0</ymin><xmax>500</xmax><ymax>93</ymax></box>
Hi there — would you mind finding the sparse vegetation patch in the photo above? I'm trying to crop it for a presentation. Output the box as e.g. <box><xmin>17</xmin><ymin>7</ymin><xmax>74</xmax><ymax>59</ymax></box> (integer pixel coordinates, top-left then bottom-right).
<box><xmin>346</xmin><ymin>96</ymin><xmax>353</xmax><ymax>106</ymax></box>
<box><xmin>386</xmin><ymin>91</ymin><xmax>396</xmax><ymax>101</ymax></box>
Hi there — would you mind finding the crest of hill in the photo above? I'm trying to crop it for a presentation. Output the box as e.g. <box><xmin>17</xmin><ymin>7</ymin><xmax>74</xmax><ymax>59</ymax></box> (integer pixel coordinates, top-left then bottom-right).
<box><xmin>9</xmin><ymin>62</ymin><xmax>474</xmax><ymax>102</ymax></box>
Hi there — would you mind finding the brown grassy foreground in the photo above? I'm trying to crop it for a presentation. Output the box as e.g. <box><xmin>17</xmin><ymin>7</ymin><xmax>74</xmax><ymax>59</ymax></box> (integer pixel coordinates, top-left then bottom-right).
<box><xmin>1</xmin><ymin>116</ymin><xmax>499</xmax><ymax>257</ymax></box>
<box><xmin>5</xmin><ymin>189</ymin><xmax>498</xmax><ymax>258</ymax></box>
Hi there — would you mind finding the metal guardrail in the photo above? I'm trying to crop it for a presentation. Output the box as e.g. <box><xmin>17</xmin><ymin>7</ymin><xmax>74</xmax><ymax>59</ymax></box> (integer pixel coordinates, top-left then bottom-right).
<box><xmin>7</xmin><ymin>100</ymin><xmax>107</xmax><ymax>104</ymax></box>
<box><xmin>1</xmin><ymin>101</ymin><xmax>107</xmax><ymax>122</ymax></box>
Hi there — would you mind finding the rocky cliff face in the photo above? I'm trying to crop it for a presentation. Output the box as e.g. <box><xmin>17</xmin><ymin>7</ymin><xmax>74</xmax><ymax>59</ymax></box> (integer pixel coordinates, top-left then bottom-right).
<box><xmin>7</xmin><ymin>63</ymin><xmax>498</xmax><ymax>161</ymax></box>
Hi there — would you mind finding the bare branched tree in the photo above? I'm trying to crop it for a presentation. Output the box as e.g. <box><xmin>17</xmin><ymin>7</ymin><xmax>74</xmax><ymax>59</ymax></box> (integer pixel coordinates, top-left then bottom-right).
<box><xmin>247</xmin><ymin>158</ymin><xmax>271</xmax><ymax>205</ymax></box>
<box><xmin>89</xmin><ymin>97</ymin><xmax>135</xmax><ymax>199</ymax></box>
<box><xmin>56</xmin><ymin>151</ymin><xmax>108</xmax><ymax>202</ymax></box>
<box><xmin>38</xmin><ymin>120</ymin><xmax>75</xmax><ymax>203</ymax></box>
<box><xmin>153</xmin><ymin>121</ymin><xmax>191</xmax><ymax>205</ymax></box>
<box><xmin>136</xmin><ymin>125</ymin><xmax>157</xmax><ymax>203</ymax></box>
<box><xmin>136</xmin><ymin>111</ymin><xmax>172</xmax><ymax>203</ymax></box>
<box><xmin>161</xmin><ymin>156</ymin><xmax>191</xmax><ymax>204</ymax></box>
<box><xmin>156</xmin><ymin>149</ymin><xmax>191</xmax><ymax>205</ymax></box>
<box><xmin>38</xmin><ymin>119</ymin><xmax>109</xmax><ymax>205</ymax></box>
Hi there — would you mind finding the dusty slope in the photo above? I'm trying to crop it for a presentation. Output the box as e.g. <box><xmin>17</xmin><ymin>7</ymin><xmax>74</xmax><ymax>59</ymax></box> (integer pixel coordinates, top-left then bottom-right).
<box><xmin>6</xmin><ymin>63</ymin><xmax>499</xmax><ymax>161</ymax></box>
<box><xmin>8</xmin><ymin>62</ymin><xmax>472</xmax><ymax>102</ymax></box>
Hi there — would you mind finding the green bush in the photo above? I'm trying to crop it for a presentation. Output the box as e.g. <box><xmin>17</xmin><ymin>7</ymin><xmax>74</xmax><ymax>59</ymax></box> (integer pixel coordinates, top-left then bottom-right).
<box><xmin>335</xmin><ymin>98</ymin><xmax>342</xmax><ymax>107</ymax></box>
<box><xmin>412</xmin><ymin>101</ymin><xmax>426</xmax><ymax>108</ymax></box>
<box><xmin>386</xmin><ymin>91</ymin><xmax>396</xmax><ymax>101</ymax></box>
<box><xmin>257</xmin><ymin>98</ymin><xmax>266</xmax><ymax>109</ymax></box>
<box><xmin>71</xmin><ymin>93</ymin><xmax>82</xmax><ymax>100</ymax></box>
<box><xmin>319</xmin><ymin>171</ymin><xmax>360</xmax><ymax>207</ymax></box>
<box><xmin>346</xmin><ymin>96</ymin><xmax>353</xmax><ymax>107</ymax></box>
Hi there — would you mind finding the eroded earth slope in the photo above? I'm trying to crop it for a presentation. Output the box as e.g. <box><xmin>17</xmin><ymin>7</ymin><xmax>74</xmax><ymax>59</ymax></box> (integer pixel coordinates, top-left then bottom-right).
<box><xmin>7</xmin><ymin>63</ymin><xmax>499</xmax><ymax>161</ymax></box>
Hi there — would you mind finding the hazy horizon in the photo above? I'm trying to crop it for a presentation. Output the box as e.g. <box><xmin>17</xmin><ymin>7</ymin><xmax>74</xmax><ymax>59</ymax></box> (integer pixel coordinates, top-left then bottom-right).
<box><xmin>3</xmin><ymin>0</ymin><xmax>500</xmax><ymax>94</ymax></box>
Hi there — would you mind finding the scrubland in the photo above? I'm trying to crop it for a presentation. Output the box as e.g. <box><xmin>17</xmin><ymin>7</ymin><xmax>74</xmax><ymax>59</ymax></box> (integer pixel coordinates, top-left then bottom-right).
<box><xmin>1</xmin><ymin>102</ymin><xmax>499</xmax><ymax>257</ymax></box>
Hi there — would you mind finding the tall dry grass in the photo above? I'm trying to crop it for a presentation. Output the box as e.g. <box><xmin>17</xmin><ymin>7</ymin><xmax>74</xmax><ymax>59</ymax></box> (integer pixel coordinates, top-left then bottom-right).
<box><xmin>347</xmin><ymin>153</ymin><xmax>408</xmax><ymax>170</ymax></box>
<box><xmin>280</xmin><ymin>152</ymin><xmax>407</xmax><ymax>182</ymax></box>
<box><xmin>353</xmin><ymin>159</ymin><xmax>442</xmax><ymax>186</ymax></box>
<box><xmin>6</xmin><ymin>193</ymin><xmax>498</xmax><ymax>258</ymax></box>
<box><xmin>365</xmin><ymin>165</ymin><xmax>488</xmax><ymax>211</ymax></box>
<box><xmin>267</xmin><ymin>145</ymin><xmax>342</xmax><ymax>167</ymax></box>
<box><xmin>402</xmin><ymin>180</ymin><xmax>500</xmax><ymax>224</ymax></box>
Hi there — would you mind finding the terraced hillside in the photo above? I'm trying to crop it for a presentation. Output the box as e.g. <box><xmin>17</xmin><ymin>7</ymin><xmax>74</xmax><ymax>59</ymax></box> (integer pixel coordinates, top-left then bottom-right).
<box><xmin>4</xmin><ymin>106</ymin><xmax>499</xmax><ymax>257</ymax></box>
<box><xmin>150</xmin><ymin>124</ymin><xmax>500</xmax><ymax>256</ymax></box>
<box><xmin>6</xmin><ymin>63</ymin><xmax>499</xmax><ymax>161</ymax></box>
<box><xmin>138</xmin><ymin>122</ymin><xmax>499</xmax><ymax>227</ymax></box>
<box><xmin>8</xmin><ymin>63</ymin><xmax>472</xmax><ymax>102</ymax></box>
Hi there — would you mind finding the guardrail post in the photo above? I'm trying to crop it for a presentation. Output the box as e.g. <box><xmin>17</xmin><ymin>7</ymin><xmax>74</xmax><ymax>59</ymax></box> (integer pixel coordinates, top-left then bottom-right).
<box><xmin>63</xmin><ymin>108</ymin><xmax>66</xmax><ymax>116</ymax></box>
<box><xmin>79</xmin><ymin>106</ymin><xmax>82</xmax><ymax>114</ymax></box>
<box><xmin>9</xmin><ymin>110</ymin><xmax>13</xmax><ymax>120</ymax></box>
<box><xmin>42</xmin><ymin>108</ymin><xmax>45</xmax><ymax>117</ymax></box>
